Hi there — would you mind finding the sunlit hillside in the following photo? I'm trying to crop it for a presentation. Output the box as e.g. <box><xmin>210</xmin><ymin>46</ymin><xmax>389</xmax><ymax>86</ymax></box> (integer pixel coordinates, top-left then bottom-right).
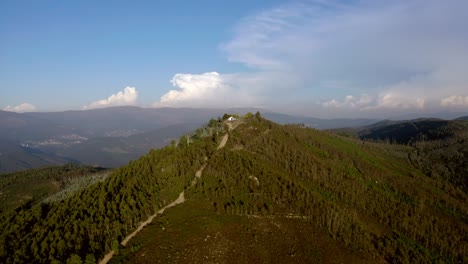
<box><xmin>1</xmin><ymin>114</ymin><xmax>466</xmax><ymax>263</ymax></box>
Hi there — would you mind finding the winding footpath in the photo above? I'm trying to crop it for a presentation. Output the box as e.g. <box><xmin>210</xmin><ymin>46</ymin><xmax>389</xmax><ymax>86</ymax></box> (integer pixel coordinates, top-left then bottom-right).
<box><xmin>99</xmin><ymin>126</ymin><xmax>232</xmax><ymax>264</ymax></box>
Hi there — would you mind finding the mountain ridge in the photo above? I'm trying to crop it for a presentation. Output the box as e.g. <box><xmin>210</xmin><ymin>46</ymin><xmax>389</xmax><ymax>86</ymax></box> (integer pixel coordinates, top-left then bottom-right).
<box><xmin>1</xmin><ymin>107</ymin><xmax>385</xmax><ymax>173</ymax></box>
<box><xmin>1</xmin><ymin>115</ymin><xmax>465</xmax><ymax>263</ymax></box>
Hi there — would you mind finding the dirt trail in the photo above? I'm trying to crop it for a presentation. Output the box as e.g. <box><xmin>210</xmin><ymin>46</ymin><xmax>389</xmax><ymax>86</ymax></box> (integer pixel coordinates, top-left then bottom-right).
<box><xmin>121</xmin><ymin>192</ymin><xmax>185</xmax><ymax>246</ymax></box>
<box><xmin>216</xmin><ymin>120</ymin><xmax>242</xmax><ymax>150</ymax></box>
<box><xmin>99</xmin><ymin>122</ymin><xmax>237</xmax><ymax>264</ymax></box>
<box><xmin>217</xmin><ymin>133</ymin><xmax>229</xmax><ymax>150</ymax></box>
<box><xmin>191</xmin><ymin>165</ymin><xmax>206</xmax><ymax>186</ymax></box>
<box><xmin>99</xmin><ymin>250</ymin><xmax>114</xmax><ymax>264</ymax></box>
<box><xmin>100</xmin><ymin>191</ymin><xmax>188</xmax><ymax>264</ymax></box>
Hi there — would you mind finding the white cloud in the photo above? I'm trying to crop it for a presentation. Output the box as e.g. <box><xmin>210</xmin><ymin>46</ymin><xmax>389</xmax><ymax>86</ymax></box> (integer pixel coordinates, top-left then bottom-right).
<box><xmin>374</xmin><ymin>93</ymin><xmax>425</xmax><ymax>110</ymax></box>
<box><xmin>370</xmin><ymin>68</ymin><xmax>467</xmax><ymax>110</ymax></box>
<box><xmin>322</xmin><ymin>92</ymin><xmax>424</xmax><ymax>111</ymax></box>
<box><xmin>3</xmin><ymin>103</ymin><xmax>37</xmax><ymax>113</ymax></box>
<box><xmin>84</xmin><ymin>87</ymin><xmax>138</xmax><ymax>109</ymax></box>
<box><xmin>440</xmin><ymin>95</ymin><xmax>468</xmax><ymax>107</ymax></box>
<box><xmin>322</xmin><ymin>94</ymin><xmax>373</xmax><ymax>108</ymax></box>
<box><xmin>158</xmin><ymin>72</ymin><xmax>225</xmax><ymax>105</ymax></box>
<box><xmin>153</xmin><ymin>72</ymin><xmax>261</xmax><ymax>108</ymax></box>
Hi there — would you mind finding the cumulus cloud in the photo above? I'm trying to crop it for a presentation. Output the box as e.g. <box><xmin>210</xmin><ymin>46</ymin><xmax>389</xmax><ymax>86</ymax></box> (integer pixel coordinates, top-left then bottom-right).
<box><xmin>154</xmin><ymin>72</ymin><xmax>261</xmax><ymax>108</ymax></box>
<box><xmin>374</xmin><ymin>93</ymin><xmax>425</xmax><ymax>110</ymax></box>
<box><xmin>84</xmin><ymin>87</ymin><xmax>138</xmax><ymax>109</ymax></box>
<box><xmin>440</xmin><ymin>95</ymin><xmax>468</xmax><ymax>107</ymax></box>
<box><xmin>3</xmin><ymin>103</ymin><xmax>37</xmax><ymax>113</ymax></box>
<box><xmin>322</xmin><ymin>95</ymin><xmax>373</xmax><ymax>108</ymax></box>
<box><xmin>322</xmin><ymin>92</ymin><xmax>425</xmax><ymax>112</ymax></box>
<box><xmin>157</xmin><ymin>72</ymin><xmax>225</xmax><ymax>106</ymax></box>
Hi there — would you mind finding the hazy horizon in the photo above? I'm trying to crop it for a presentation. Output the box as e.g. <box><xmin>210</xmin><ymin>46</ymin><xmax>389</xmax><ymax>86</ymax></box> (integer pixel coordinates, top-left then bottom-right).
<box><xmin>2</xmin><ymin>104</ymin><xmax>467</xmax><ymax>121</ymax></box>
<box><xmin>2</xmin><ymin>0</ymin><xmax>467</xmax><ymax>118</ymax></box>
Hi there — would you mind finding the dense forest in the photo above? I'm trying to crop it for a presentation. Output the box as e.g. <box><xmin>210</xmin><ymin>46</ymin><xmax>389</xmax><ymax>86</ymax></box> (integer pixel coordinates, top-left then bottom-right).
<box><xmin>0</xmin><ymin>120</ymin><xmax>221</xmax><ymax>263</ymax></box>
<box><xmin>0</xmin><ymin>115</ymin><xmax>466</xmax><ymax>263</ymax></box>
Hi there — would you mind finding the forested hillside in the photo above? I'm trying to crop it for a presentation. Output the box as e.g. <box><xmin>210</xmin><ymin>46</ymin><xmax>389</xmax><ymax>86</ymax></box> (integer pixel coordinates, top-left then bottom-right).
<box><xmin>358</xmin><ymin>119</ymin><xmax>467</xmax><ymax>144</ymax></box>
<box><xmin>1</xmin><ymin>115</ymin><xmax>466</xmax><ymax>263</ymax></box>
<box><xmin>332</xmin><ymin>118</ymin><xmax>468</xmax><ymax>192</ymax></box>
<box><xmin>0</xmin><ymin>120</ymin><xmax>222</xmax><ymax>263</ymax></box>
<box><xmin>116</xmin><ymin>116</ymin><xmax>466</xmax><ymax>263</ymax></box>
<box><xmin>182</xmin><ymin>117</ymin><xmax>466</xmax><ymax>263</ymax></box>
<box><xmin>0</xmin><ymin>164</ymin><xmax>108</xmax><ymax>214</ymax></box>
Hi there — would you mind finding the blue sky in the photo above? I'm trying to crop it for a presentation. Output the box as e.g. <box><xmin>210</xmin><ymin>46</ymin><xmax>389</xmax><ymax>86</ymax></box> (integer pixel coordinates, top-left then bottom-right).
<box><xmin>1</xmin><ymin>0</ymin><xmax>467</xmax><ymax>118</ymax></box>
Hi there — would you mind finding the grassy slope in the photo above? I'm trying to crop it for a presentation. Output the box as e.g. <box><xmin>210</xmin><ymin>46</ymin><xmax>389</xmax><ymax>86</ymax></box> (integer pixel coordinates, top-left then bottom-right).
<box><xmin>116</xmin><ymin>117</ymin><xmax>467</xmax><ymax>263</ymax></box>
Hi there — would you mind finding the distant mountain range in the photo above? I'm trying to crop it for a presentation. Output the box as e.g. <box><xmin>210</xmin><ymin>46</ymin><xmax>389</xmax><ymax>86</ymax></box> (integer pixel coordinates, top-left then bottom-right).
<box><xmin>1</xmin><ymin>106</ymin><xmax>466</xmax><ymax>173</ymax></box>
<box><xmin>1</xmin><ymin>106</ymin><xmax>222</xmax><ymax>140</ymax></box>
<box><xmin>262</xmin><ymin>112</ymin><xmax>379</xmax><ymax>129</ymax></box>
<box><xmin>0</xmin><ymin>107</ymin><xmax>222</xmax><ymax>172</ymax></box>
